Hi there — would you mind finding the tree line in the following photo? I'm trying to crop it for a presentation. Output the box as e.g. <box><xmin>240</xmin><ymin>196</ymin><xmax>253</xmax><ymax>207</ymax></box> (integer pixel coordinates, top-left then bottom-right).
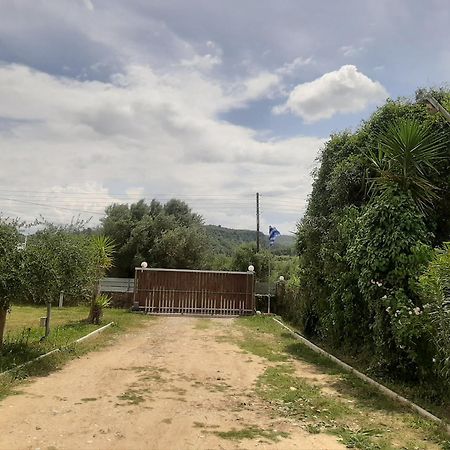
<box><xmin>0</xmin><ymin>222</ymin><xmax>113</xmax><ymax>347</ymax></box>
<box><xmin>100</xmin><ymin>198</ymin><xmax>293</xmax><ymax>280</ymax></box>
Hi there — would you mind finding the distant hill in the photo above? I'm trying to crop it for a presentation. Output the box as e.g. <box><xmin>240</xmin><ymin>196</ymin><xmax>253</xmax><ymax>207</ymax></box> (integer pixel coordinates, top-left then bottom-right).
<box><xmin>205</xmin><ymin>225</ymin><xmax>296</xmax><ymax>255</ymax></box>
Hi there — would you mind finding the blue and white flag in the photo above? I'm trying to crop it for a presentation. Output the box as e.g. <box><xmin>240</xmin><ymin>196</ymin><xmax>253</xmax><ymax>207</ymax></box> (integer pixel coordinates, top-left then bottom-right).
<box><xmin>269</xmin><ymin>226</ymin><xmax>281</xmax><ymax>247</ymax></box>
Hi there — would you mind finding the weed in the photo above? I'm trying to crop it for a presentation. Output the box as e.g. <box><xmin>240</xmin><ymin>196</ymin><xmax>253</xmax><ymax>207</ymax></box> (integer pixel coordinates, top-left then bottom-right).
<box><xmin>305</xmin><ymin>424</ymin><xmax>321</xmax><ymax>434</ymax></box>
<box><xmin>193</xmin><ymin>421</ymin><xmax>219</xmax><ymax>429</ymax></box>
<box><xmin>213</xmin><ymin>426</ymin><xmax>289</xmax><ymax>442</ymax></box>
<box><xmin>334</xmin><ymin>428</ymin><xmax>388</xmax><ymax>450</ymax></box>
<box><xmin>117</xmin><ymin>389</ymin><xmax>145</xmax><ymax>405</ymax></box>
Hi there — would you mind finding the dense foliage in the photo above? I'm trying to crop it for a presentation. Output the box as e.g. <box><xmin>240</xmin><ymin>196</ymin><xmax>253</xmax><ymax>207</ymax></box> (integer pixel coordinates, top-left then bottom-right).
<box><xmin>101</xmin><ymin>203</ymin><xmax>296</xmax><ymax>277</ymax></box>
<box><xmin>0</xmin><ymin>221</ymin><xmax>24</xmax><ymax>346</ymax></box>
<box><xmin>101</xmin><ymin>199</ymin><xmax>209</xmax><ymax>276</ymax></box>
<box><xmin>279</xmin><ymin>89</ymin><xmax>450</xmax><ymax>394</ymax></box>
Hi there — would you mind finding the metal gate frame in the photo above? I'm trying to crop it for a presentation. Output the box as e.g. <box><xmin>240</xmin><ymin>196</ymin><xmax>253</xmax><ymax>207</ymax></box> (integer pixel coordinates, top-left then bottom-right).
<box><xmin>134</xmin><ymin>268</ymin><xmax>255</xmax><ymax>316</ymax></box>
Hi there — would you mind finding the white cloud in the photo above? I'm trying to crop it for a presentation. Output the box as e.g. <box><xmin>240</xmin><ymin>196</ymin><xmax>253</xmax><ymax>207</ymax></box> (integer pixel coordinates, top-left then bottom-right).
<box><xmin>81</xmin><ymin>0</ymin><xmax>94</xmax><ymax>11</ymax></box>
<box><xmin>228</xmin><ymin>71</ymin><xmax>282</xmax><ymax>106</ymax></box>
<box><xmin>276</xmin><ymin>56</ymin><xmax>314</xmax><ymax>76</ymax></box>
<box><xmin>179</xmin><ymin>53</ymin><xmax>222</xmax><ymax>71</ymax></box>
<box><xmin>274</xmin><ymin>65</ymin><xmax>388</xmax><ymax>123</ymax></box>
<box><xmin>340</xmin><ymin>45</ymin><xmax>364</xmax><ymax>57</ymax></box>
<box><xmin>0</xmin><ymin>63</ymin><xmax>323</xmax><ymax>229</ymax></box>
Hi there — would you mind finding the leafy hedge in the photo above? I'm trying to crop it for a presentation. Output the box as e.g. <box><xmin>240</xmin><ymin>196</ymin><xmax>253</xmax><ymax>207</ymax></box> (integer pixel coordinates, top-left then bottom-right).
<box><xmin>278</xmin><ymin>88</ymin><xmax>450</xmax><ymax>396</ymax></box>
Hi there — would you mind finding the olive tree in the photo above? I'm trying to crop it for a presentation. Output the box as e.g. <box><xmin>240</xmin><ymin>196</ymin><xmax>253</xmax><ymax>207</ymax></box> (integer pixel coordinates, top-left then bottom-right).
<box><xmin>23</xmin><ymin>226</ymin><xmax>98</xmax><ymax>335</ymax></box>
<box><xmin>0</xmin><ymin>221</ymin><xmax>25</xmax><ymax>348</ymax></box>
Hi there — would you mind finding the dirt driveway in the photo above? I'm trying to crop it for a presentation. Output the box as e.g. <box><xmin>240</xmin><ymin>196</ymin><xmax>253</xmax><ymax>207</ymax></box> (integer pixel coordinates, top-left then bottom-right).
<box><xmin>0</xmin><ymin>316</ymin><xmax>344</xmax><ymax>450</ymax></box>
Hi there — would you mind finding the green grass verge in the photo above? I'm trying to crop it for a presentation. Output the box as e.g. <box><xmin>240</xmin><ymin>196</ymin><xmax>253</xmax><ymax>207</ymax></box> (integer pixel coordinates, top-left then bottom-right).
<box><xmin>279</xmin><ymin>316</ymin><xmax>450</xmax><ymax>424</ymax></box>
<box><xmin>235</xmin><ymin>316</ymin><xmax>450</xmax><ymax>450</ymax></box>
<box><xmin>0</xmin><ymin>306</ymin><xmax>150</xmax><ymax>401</ymax></box>
<box><xmin>1</xmin><ymin>306</ymin><xmax>148</xmax><ymax>372</ymax></box>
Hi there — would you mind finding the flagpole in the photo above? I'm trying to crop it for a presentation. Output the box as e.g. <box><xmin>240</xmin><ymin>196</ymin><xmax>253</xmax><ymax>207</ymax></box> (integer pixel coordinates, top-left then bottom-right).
<box><xmin>268</xmin><ymin>250</ymin><xmax>271</xmax><ymax>314</ymax></box>
<box><xmin>267</xmin><ymin>226</ymin><xmax>280</xmax><ymax>315</ymax></box>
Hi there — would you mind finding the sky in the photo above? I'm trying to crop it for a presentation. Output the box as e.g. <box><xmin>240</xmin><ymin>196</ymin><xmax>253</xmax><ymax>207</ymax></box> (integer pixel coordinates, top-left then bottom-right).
<box><xmin>0</xmin><ymin>0</ymin><xmax>448</xmax><ymax>235</ymax></box>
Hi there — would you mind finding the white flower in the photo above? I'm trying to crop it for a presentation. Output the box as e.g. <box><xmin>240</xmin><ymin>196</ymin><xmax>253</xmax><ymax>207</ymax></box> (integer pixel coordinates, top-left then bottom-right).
<box><xmin>382</xmin><ymin>295</ymin><xmax>388</xmax><ymax>300</ymax></box>
<box><xmin>409</xmin><ymin>311</ymin><xmax>412</xmax><ymax>315</ymax></box>
<box><xmin>376</xmin><ymin>281</ymin><xmax>383</xmax><ymax>287</ymax></box>
<box><xmin>386</xmin><ymin>306</ymin><xmax>391</xmax><ymax>312</ymax></box>
<box><xmin>433</xmin><ymin>358</ymin><xmax>436</xmax><ymax>363</ymax></box>
<box><xmin>413</xmin><ymin>307</ymin><xmax>421</xmax><ymax>316</ymax></box>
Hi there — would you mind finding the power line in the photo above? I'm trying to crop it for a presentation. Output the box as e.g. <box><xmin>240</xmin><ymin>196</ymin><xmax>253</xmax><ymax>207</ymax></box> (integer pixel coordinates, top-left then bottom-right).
<box><xmin>0</xmin><ymin>197</ymin><xmax>105</xmax><ymax>216</ymax></box>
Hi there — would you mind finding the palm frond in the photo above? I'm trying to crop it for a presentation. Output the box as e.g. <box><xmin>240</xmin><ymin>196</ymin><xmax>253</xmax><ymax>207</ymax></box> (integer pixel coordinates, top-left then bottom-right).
<box><xmin>366</xmin><ymin>118</ymin><xmax>446</xmax><ymax>211</ymax></box>
<box><xmin>92</xmin><ymin>235</ymin><xmax>115</xmax><ymax>270</ymax></box>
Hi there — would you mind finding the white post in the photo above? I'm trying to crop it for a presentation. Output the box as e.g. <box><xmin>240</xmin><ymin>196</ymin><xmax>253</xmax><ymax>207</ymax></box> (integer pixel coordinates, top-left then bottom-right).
<box><xmin>58</xmin><ymin>291</ymin><xmax>64</xmax><ymax>308</ymax></box>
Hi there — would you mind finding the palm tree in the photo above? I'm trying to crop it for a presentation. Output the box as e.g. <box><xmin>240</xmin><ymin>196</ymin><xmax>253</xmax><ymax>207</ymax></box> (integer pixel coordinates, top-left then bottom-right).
<box><xmin>87</xmin><ymin>235</ymin><xmax>115</xmax><ymax>324</ymax></box>
<box><xmin>367</xmin><ymin>118</ymin><xmax>446</xmax><ymax>212</ymax></box>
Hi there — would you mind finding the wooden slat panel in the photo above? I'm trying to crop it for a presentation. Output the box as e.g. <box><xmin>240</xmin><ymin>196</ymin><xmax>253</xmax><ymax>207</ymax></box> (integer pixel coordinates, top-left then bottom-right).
<box><xmin>134</xmin><ymin>268</ymin><xmax>255</xmax><ymax>316</ymax></box>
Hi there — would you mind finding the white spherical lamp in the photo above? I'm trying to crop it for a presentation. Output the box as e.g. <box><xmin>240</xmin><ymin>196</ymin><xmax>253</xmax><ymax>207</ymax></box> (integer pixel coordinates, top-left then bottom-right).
<box><xmin>141</xmin><ymin>261</ymin><xmax>148</xmax><ymax>269</ymax></box>
<box><xmin>248</xmin><ymin>265</ymin><xmax>255</xmax><ymax>272</ymax></box>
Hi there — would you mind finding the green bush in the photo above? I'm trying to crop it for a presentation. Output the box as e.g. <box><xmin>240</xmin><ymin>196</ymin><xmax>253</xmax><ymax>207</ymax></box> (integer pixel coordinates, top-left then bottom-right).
<box><xmin>292</xmin><ymin>89</ymin><xmax>450</xmax><ymax>391</ymax></box>
<box><xmin>419</xmin><ymin>243</ymin><xmax>450</xmax><ymax>386</ymax></box>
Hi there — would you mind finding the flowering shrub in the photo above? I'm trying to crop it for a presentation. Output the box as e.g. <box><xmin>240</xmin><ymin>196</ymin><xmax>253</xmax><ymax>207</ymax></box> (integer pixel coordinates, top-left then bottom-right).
<box><xmin>347</xmin><ymin>190</ymin><xmax>433</xmax><ymax>376</ymax></box>
<box><xmin>419</xmin><ymin>244</ymin><xmax>450</xmax><ymax>385</ymax></box>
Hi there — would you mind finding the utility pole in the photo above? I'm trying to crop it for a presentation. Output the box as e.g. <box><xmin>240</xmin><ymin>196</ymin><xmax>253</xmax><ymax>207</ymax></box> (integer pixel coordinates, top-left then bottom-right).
<box><xmin>423</xmin><ymin>95</ymin><xmax>450</xmax><ymax>124</ymax></box>
<box><xmin>256</xmin><ymin>192</ymin><xmax>260</xmax><ymax>252</ymax></box>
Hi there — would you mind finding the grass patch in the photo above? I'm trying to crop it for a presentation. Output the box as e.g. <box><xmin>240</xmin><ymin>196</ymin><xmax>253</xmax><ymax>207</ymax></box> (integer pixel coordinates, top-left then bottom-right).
<box><xmin>194</xmin><ymin>318</ymin><xmax>213</xmax><ymax>330</ymax></box>
<box><xmin>257</xmin><ymin>364</ymin><xmax>350</xmax><ymax>422</ymax></box>
<box><xmin>213</xmin><ymin>426</ymin><xmax>289</xmax><ymax>442</ymax></box>
<box><xmin>284</xmin><ymin>340</ymin><xmax>342</xmax><ymax>375</ymax></box>
<box><xmin>334</xmin><ymin>428</ymin><xmax>389</xmax><ymax>450</ymax></box>
<box><xmin>0</xmin><ymin>306</ymin><xmax>149</xmax><ymax>373</ymax></box>
<box><xmin>403</xmin><ymin>416</ymin><xmax>450</xmax><ymax>449</ymax></box>
<box><xmin>239</xmin><ymin>334</ymin><xmax>288</xmax><ymax>362</ymax></box>
<box><xmin>0</xmin><ymin>306</ymin><xmax>150</xmax><ymax>401</ymax></box>
<box><xmin>236</xmin><ymin>316</ymin><xmax>450</xmax><ymax>450</ymax></box>
<box><xmin>299</xmin><ymin>328</ymin><xmax>450</xmax><ymax>424</ymax></box>
<box><xmin>193</xmin><ymin>421</ymin><xmax>220</xmax><ymax>429</ymax></box>
<box><xmin>331</xmin><ymin>373</ymin><xmax>404</xmax><ymax>413</ymax></box>
<box><xmin>208</xmin><ymin>382</ymin><xmax>231</xmax><ymax>392</ymax></box>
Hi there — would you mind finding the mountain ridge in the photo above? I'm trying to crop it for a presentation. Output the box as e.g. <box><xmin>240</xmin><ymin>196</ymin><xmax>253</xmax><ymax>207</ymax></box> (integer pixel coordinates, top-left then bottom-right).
<box><xmin>205</xmin><ymin>224</ymin><xmax>296</xmax><ymax>255</ymax></box>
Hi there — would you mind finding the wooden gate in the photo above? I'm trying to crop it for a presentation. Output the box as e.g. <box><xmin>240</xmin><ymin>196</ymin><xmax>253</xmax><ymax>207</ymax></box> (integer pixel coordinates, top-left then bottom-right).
<box><xmin>134</xmin><ymin>268</ymin><xmax>255</xmax><ymax>316</ymax></box>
